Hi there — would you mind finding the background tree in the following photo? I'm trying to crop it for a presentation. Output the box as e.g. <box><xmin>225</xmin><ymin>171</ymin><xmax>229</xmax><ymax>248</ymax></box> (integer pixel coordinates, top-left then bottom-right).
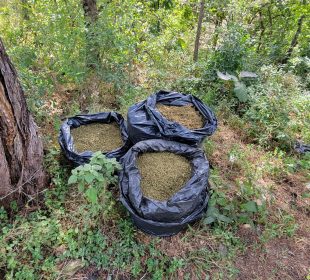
<box><xmin>0</xmin><ymin>38</ymin><xmax>46</xmax><ymax>206</ymax></box>
<box><xmin>281</xmin><ymin>14</ymin><xmax>306</xmax><ymax>64</ymax></box>
<box><xmin>81</xmin><ymin>0</ymin><xmax>100</xmax><ymax>69</ymax></box>
<box><xmin>193</xmin><ymin>0</ymin><xmax>205</xmax><ymax>62</ymax></box>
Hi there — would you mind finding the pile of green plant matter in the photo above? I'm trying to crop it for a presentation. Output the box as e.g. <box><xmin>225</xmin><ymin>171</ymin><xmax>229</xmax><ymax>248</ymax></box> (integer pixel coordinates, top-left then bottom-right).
<box><xmin>71</xmin><ymin>123</ymin><xmax>123</xmax><ymax>153</ymax></box>
<box><xmin>137</xmin><ymin>152</ymin><xmax>192</xmax><ymax>201</ymax></box>
<box><xmin>157</xmin><ymin>104</ymin><xmax>204</xmax><ymax>130</ymax></box>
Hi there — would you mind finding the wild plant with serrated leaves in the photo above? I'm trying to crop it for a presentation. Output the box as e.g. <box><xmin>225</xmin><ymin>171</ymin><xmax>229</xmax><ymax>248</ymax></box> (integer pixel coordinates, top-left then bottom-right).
<box><xmin>68</xmin><ymin>152</ymin><xmax>121</xmax><ymax>224</ymax></box>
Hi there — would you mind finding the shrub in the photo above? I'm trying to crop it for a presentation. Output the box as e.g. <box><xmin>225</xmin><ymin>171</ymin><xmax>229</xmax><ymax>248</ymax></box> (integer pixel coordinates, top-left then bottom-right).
<box><xmin>68</xmin><ymin>152</ymin><xmax>121</xmax><ymax>223</ymax></box>
<box><xmin>208</xmin><ymin>24</ymin><xmax>251</xmax><ymax>74</ymax></box>
<box><xmin>243</xmin><ymin>65</ymin><xmax>310</xmax><ymax>150</ymax></box>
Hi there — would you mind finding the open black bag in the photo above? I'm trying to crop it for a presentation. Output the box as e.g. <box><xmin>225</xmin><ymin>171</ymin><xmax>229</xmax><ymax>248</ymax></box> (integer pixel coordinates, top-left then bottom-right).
<box><xmin>119</xmin><ymin>139</ymin><xmax>210</xmax><ymax>237</ymax></box>
<box><xmin>58</xmin><ymin>112</ymin><xmax>131</xmax><ymax>165</ymax></box>
<box><xmin>127</xmin><ymin>91</ymin><xmax>217</xmax><ymax>145</ymax></box>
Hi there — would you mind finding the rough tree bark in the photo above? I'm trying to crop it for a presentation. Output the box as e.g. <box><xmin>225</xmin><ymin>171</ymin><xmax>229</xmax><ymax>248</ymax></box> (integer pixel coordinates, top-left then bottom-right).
<box><xmin>81</xmin><ymin>0</ymin><xmax>100</xmax><ymax>68</ymax></box>
<box><xmin>0</xmin><ymin>38</ymin><xmax>46</xmax><ymax>206</ymax></box>
<box><xmin>193</xmin><ymin>0</ymin><xmax>205</xmax><ymax>62</ymax></box>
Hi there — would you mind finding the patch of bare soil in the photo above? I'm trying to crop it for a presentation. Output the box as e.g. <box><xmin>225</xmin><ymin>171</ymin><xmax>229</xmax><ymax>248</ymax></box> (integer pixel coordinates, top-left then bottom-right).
<box><xmin>71</xmin><ymin>122</ymin><xmax>123</xmax><ymax>153</ymax></box>
<box><xmin>236</xmin><ymin>229</ymin><xmax>310</xmax><ymax>280</ymax></box>
<box><xmin>157</xmin><ymin>104</ymin><xmax>204</xmax><ymax>130</ymax></box>
<box><xmin>73</xmin><ymin>266</ymin><xmax>132</xmax><ymax>280</ymax></box>
<box><xmin>278</xmin><ymin>173</ymin><xmax>310</xmax><ymax>216</ymax></box>
<box><xmin>137</xmin><ymin>152</ymin><xmax>192</xmax><ymax>201</ymax></box>
<box><xmin>79</xmin><ymin>75</ymin><xmax>119</xmax><ymax>111</ymax></box>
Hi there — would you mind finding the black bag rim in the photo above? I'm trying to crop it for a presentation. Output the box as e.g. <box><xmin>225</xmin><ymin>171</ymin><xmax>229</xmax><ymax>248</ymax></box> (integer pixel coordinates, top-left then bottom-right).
<box><xmin>127</xmin><ymin>90</ymin><xmax>218</xmax><ymax>145</ymax></box>
<box><xmin>58</xmin><ymin>111</ymin><xmax>130</xmax><ymax>165</ymax></box>
<box><xmin>146</xmin><ymin>90</ymin><xmax>217</xmax><ymax>133</ymax></box>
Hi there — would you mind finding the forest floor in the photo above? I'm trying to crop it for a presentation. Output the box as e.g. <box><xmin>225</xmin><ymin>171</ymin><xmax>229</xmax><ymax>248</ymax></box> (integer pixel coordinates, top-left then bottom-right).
<box><xmin>44</xmin><ymin>88</ymin><xmax>310</xmax><ymax>279</ymax></box>
<box><xmin>68</xmin><ymin>117</ymin><xmax>310</xmax><ymax>279</ymax></box>
<box><xmin>207</xmin><ymin>121</ymin><xmax>309</xmax><ymax>279</ymax></box>
<box><xmin>2</xmin><ymin>87</ymin><xmax>309</xmax><ymax>280</ymax></box>
<box><xmin>65</xmin><ymin>95</ymin><xmax>309</xmax><ymax>279</ymax></box>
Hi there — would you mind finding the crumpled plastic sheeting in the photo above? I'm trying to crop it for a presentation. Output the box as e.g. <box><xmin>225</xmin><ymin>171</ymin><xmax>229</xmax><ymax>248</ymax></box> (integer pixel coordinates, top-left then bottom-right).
<box><xmin>294</xmin><ymin>141</ymin><xmax>310</xmax><ymax>154</ymax></box>
<box><xmin>127</xmin><ymin>90</ymin><xmax>217</xmax><ymax>146</ymax></box>
<box><xmin>119</xmin><ymin>139</ymin><xmax>210</xmax><ymax>236</ymax></box>
<box><xmin>58</xmin><ymin>112</ymin><xmax>131</xmax><ymax>165</ymax></box>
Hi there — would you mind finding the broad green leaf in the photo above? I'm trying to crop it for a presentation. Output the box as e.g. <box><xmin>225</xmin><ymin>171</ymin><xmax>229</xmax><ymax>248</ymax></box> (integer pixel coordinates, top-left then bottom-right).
<box><xmin>92</xmin><ymin>165</ymin><xmax>102</xmax><ymax>171</ymax></box>
<box><xmin>97</xmin><ymin>174</ymin><xmax>105</xmax><ymax>182</ymax></box>
<box><xmin>217</xmin><ymin>214</ymin><xmax>233</xmax><ymax>223</ymax></box>
<box><xmin>206</xmin><ymin>206</ymin><xmax>219</xmax><ymax>217</ymax></box>
<box><xmin>204</xmin><ymin>216</ymin><xmax>215</xmax><ymax>224</ymax></box>
<box><xmin>242</xmin><ymin>201</ymin><xmax>258</xmax><ymax>213</ymax></box>
<box><xmin>217</xmin><ymin>197</ymin><xmax>228</xmax><ymax>207</ymax></box>
<box><xmin>78</xmin><ymin>182</ymin><xmax>85</xmax><ymax>192</ymax></box>
<box><xmin>217</xmin><ymin>71</ymin><xmax>238</xmax><ymax>82</ymax></box>
<box><xmin>68</xmin><ymin>175</ymin><xmax>77</xmax><ymax>185</ymax></box>
<box><xmin>76</xmin><ymin>166</ymin><xmax>83</xmax><ymax>171</ymax></box>
<box><xmin>84</xmin><ymin>173</ymin><xmax>95</xmax><ymax>184</ymax></box>
<box><xmin>85</xmin><ymin>187</ymin><xmax>98</xmax><ymax>204</ymax></box>
<box><xmin>224</xmin><ymin>204</ymin><xmax>234</xmax><ymax>211</ymax></box>
<box><xmin>301</xmin><ymin>192</ymin><xmax>310</xmax><ymax>199</ymax></box>
<box><xmin>177</xmin><ymin>37</ymin><xmax>186</xmax><ymax>49</ymax></box>
<box><xmin>234</xmin><ymin>82</ymin><xmax>248</xmax><ymax>102</ymax></box>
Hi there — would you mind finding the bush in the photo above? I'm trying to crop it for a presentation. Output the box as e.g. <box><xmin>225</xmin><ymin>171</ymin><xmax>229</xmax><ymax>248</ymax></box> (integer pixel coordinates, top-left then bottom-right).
<box><xmin>208</xmin><ymin>24</ymin><xmax>251</xmax><ymax>74</ymax></box>
<box><xmin>68</xmin><ymin>152</ymin><xmax>121</xmax><ymax>223</ymax></box>
<box><xmin>288</xmin><ymin>56</ymin><xmax>310</xmax><ymax>89</ymax></box>
<box><xmin>244</xmin><ymin>65</ymin><xmax>310</xmax><ymax>149</ymax></box>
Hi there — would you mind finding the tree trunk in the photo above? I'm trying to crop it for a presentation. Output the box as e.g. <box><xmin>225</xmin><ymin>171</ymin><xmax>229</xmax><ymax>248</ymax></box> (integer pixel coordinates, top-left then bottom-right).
<box><xmin>81</xmin><ymin>0</ymin><xmax>100</xmax><ymax>69</ymax></box>
<box><xmin>82</xmin><ymin>0</ymin><xmax>98</xmax><ymax>23</ymax></box>
<box><xmin>281</xmin><ymin>15</ymin><xmax>305</xmax><ymax>64</ymax></box>
<box><xmin>256</xmin><ymin>10</ymin><xmax>265</xmax><ymax>53</ymax></box>
<box><xmin>267</xmin><ymin>6</ymin><xmax>273</xmax><ymax>36</ymax></box>
<box><xmin>212</xmin><ymin>18</ymin><xmax>223</xmax><ymax>49</ymax></box>
<box><xmin>193</xmin><ymin>0</ymin><xmax>205</xmax><ymax>62</ymax></box>
<box><xmin>21</xmin><ymin>0</ymin><xmax>30</xmax><ymax>20</ymax></box>
<box><xmin>0</xmin><ymin>38</ymin><xmax>46</xmax><ymax>207</ymax></box>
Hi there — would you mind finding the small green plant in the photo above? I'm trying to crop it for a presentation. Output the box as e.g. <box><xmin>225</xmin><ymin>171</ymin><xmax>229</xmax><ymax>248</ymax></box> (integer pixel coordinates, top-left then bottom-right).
<box><xmin>262</xmin><ymin>212</ymin><xmax>298</xmax><ymax>242</ymax></box>
<box><xmin>68</xmin><ymin>152</ymin><xmax>121</xmax><ymax>222</ymax></box>
<box><xmin>204</xmin><ymin>175</ymin><xmax>267</xmax><ymax>227</ymax></box>
<box><xmin>0</xmin><ymin>212</ymin><xmax>61</xmax><ymax>279</ymax></box>
<box><xmin>44</xmin><ymin>148</ymin><xmax>71</xmax><ymax>210</ymax></box>
<box><xmin>217</xmin><ymin>70</ymin><xmax>258</xmax><ymax>102</ymax></box>
<box><xmin>0</xmin><ymin>207</ymin><xmax>8</xmax><ymax>227</ymax></box>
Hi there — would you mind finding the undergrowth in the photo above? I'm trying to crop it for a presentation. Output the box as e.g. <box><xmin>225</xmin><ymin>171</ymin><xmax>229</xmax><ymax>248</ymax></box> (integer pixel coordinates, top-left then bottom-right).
<box><xmin>1</xmin><ymin>135</ymin><xmax>307</xmax><ymax>279</ymax></box>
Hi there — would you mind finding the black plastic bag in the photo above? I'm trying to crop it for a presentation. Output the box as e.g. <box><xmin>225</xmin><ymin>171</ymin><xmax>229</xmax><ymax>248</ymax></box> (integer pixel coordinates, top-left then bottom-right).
<box><xmin>59</xmin><ymin>112</ymin><xmax>131</xmax><ymax>165</ymax></box>
<box><xmin>127</xmin><ymin>90</ymin><xmax>217</xmax><ymax>145</ymax></box>
<box><xmin>294</xmin><ymin>141</ymin><xmax>310</xmax><ymax>154</ymax></box>
<box><xmin>119</xmin><ymin>139</ymin><xmax>210</xmax><ymax>236</ymax></box>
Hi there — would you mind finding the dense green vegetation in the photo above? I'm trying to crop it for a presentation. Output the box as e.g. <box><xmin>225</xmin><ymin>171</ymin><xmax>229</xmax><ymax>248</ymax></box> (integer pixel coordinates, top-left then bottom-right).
<box><xmin>0</xmin><ymin>0</ymin><xmax>309</xmax><ymax>279</ymax></box>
